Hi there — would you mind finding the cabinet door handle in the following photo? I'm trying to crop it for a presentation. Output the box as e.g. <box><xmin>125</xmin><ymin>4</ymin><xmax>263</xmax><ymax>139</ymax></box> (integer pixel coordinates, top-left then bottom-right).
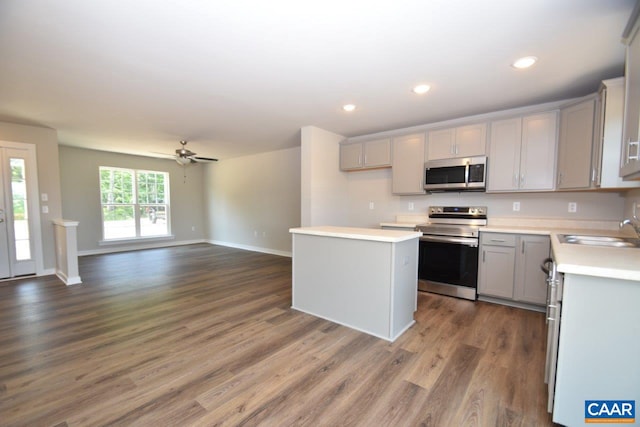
<box><xmin>521</xmin><ymin>241</ymin><xmax>525</xmax><ymax>254</ymax></box>
<box><xmin>482</xmin><ymin>250</ymin><xmax>485</xmax><ymax>262</ymax></box>
<box><xmin>520</xmin><ymin>174</ymin><xmax>525</xmax><ymax>187</ymax></box>
<box><xmin>513</xmin><ymin>173</ymin><xmax>518</xmax><ymax>187</ymax></box>
<box><xmin>455</xmin><ymin>145</ymin><xmax>459</xmax><ymax>155</ymax></box>
<box><xmin>363</xmin><ymin>154</ymin><xmax>367</xmax><ymax>165</ymax></box>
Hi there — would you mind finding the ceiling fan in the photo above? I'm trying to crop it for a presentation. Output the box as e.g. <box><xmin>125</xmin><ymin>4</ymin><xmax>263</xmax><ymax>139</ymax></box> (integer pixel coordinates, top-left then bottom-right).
<box><xmin>173</xmin><ymin>140</ymin><xmax>218</xmax><ymax>165</ymax></box>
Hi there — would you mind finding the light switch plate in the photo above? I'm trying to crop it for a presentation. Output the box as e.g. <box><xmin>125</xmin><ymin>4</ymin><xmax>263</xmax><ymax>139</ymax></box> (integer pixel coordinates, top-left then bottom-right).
<box><xmin>369</xmin><ymin>202</ymin><xmax>374</xmax><ymax>210</ymax></box>
<box><xmin>568</xmin><ymin>202</ymin><xmax>577</xmax><ymax>213</ymax></box>
<box><xmin>408</xmin><ymin>202</ymin><xmax>414</xmax><ymax>211</ymax></box>
<box><xmin>512</xmin><ymin>201</ymin><xmax>520</xmax><ymax>212</ymax></box>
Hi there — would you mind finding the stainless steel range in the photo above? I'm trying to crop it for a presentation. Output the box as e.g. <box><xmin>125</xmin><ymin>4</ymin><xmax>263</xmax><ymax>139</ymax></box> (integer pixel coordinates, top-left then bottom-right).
<box><xmin>416</xmin><ymin>206</ymin><xmax>487</xmax><ymax>301</ymax></box>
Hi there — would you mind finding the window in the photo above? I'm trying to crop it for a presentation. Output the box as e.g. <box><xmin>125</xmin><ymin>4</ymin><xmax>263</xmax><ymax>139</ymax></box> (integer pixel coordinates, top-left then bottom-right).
<box><xmin>99</xmin><ymin>167</ymin><xmax>170</xmax><ymax>240</ymax></box>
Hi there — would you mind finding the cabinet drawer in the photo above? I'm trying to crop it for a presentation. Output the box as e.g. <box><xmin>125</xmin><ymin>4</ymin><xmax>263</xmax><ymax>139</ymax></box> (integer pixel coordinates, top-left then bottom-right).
<box><xmin>481</xmin><ymin>233</ymin><xmax>516</xmax><ymax>247</ymax></box>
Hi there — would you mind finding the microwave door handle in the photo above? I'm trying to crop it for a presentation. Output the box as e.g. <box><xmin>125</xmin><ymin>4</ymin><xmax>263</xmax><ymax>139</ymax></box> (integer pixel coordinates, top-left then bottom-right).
<box><xmin>464</xmin><ymin>161</ymin><xmax>470</xmax><ymax>187</ymax></box>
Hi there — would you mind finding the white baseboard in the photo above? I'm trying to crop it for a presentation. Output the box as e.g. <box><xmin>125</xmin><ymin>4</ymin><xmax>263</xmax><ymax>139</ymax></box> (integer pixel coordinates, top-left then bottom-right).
<box><xmin>56</xmin><ymin>270</ymin><xmax>82</xmax><ymax>286</ymax></box>
<box><xmin>78</xmin><ymin>239</ymin><xmax>207</xmax><ymax>256</ymax></box>
<box><xmin>208</xmin><ymin>240</ymin><xmax>292</xmax><ymax>258</ymax></box>
<box><xmin>39</xmin><ymin>268</ymin><xmax>56</xmax><ymax>276</ymax></box>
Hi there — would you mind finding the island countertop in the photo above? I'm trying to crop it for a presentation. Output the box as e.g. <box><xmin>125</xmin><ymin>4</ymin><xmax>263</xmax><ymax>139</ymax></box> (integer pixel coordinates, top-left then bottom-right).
<box><xmin>289</xmin><ymin>226</ymin><xmax>422</xmax><ymax>243</ymax></box>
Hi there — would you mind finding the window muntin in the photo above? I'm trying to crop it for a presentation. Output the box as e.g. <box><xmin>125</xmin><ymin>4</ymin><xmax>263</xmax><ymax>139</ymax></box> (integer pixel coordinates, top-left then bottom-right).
<box><xmin>99</xmin><ymin>167</ymin><xmax>170</xmax><ymax>240</ymax></box>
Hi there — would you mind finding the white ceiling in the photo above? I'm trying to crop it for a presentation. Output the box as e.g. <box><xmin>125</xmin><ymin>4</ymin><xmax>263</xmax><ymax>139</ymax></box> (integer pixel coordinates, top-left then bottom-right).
<box><xmin>0</xmin><ymin>0</ymin><xmax>636</xmax><ymax>160</ymax></box>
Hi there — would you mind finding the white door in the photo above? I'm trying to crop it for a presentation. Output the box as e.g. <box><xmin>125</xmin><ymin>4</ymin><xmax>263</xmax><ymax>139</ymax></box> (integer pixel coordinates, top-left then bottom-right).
<box><xmin>0</xmin><ymin>145</ymin><xmax>39</xmax><ymax>279</ymax></box>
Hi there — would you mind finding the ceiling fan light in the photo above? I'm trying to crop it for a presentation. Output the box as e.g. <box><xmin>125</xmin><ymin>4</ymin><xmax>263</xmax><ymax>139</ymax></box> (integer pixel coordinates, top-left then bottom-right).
<box><xmin>176</xmin><ymin>157</ymin><xmax>190</xmax><ymax>166</ymax></box>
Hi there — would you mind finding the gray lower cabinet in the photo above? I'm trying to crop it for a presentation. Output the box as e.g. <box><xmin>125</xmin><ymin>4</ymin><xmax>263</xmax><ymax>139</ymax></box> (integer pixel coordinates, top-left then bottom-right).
<box><xmin>478</xmin><ymin>232</ymin><xmax>550</xmax><ymax>307</ymax></box>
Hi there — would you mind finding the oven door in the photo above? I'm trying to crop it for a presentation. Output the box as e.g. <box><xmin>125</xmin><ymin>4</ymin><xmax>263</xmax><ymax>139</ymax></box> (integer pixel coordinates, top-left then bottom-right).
<box><xmin>418</xmin><ymin>235</ymin><xmax>479</xmax><ymax>300</ymax></box>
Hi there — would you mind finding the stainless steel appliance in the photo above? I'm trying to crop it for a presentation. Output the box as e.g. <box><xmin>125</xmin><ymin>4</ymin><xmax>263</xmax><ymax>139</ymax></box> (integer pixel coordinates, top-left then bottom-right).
<box><xmin>541</xmin><ymin>257</ymin><xmax>563</xmax><ymax>414</ymax></box>
<box><xmin>424</xmin><ymin>156</ymin><xmax>487</xmax><ymax>192</ymax></box>
<box><xmin>416</xmin><ymin>206</ymin><xmax>487</xmax><ymax>300</ymax></box>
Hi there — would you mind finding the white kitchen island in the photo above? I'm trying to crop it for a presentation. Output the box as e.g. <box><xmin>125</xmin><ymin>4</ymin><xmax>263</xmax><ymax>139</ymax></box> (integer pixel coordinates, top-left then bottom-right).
<box><xmin>289</xmin><ymin>226</ymin><xmax>421</xmax><ymax>342</ymax></box>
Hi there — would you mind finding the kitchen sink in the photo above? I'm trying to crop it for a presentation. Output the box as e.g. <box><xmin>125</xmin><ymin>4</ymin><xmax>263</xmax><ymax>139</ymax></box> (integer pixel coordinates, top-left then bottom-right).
<box><xmin>558</xmin><ymin>234</ymin><xmax>640</xmax><ymax>248</ymax></box>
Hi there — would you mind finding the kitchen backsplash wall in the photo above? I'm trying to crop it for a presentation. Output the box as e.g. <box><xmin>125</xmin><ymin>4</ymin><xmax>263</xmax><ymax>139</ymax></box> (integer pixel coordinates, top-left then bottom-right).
<box><xmin>623</xmin><ymin>188</ymin><xmax>640</xmax><ymax>218</ymax></box>
<box><xmin>345</xmin><ymin>168</ymin><xmax>627</xmax><ymax>227</ymax></box>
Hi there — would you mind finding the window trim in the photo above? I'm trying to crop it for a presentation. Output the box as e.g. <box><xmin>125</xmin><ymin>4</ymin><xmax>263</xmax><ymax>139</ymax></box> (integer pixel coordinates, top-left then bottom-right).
<box><xmin>99</xmin><ymin>166</ymin><xmax>171</xmax><ymax>241</ymax></box>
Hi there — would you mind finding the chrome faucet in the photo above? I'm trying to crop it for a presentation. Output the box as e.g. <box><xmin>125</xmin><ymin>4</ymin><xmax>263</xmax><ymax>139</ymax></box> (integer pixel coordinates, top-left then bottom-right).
<box><xmin>620</xmin><ymin>217</ymin><xmax>640</xmax><ymax>237</ymax></box>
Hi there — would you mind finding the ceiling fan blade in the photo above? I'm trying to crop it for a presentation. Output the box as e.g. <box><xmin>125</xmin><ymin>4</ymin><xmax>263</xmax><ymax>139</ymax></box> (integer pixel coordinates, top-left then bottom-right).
<box><xmin>193</xmin><ymin>156</ymin><xmax>219</xmax><ymax>162</ymax></box>
<box><xmin>150</xmin><ymin>151</ymin><xmax>177</xmax><ymax>159</ymax></box>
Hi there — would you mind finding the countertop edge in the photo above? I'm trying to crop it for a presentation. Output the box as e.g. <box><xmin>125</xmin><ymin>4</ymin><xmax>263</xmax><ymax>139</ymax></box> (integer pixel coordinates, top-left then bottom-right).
<box><xmin>290</xmin><ymin>226</ymin><xmax>422</xmax><ymax>243</ymax></box>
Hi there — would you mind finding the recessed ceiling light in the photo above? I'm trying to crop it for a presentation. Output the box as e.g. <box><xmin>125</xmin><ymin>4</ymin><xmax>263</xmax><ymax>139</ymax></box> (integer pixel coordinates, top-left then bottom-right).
<box><xmin>343</xmin><ymin>104</ymin><xmax>356</xmax><ymax>112</ymax></box>
<box><xmin>412</xmin><ymin>84</ymin><xmax>431</xmax><ymax>94</ymax></box>
<box><xmin>511</xmin><ymin>56</ymin><xmax>538</xmax><ymax>69</ymax></box>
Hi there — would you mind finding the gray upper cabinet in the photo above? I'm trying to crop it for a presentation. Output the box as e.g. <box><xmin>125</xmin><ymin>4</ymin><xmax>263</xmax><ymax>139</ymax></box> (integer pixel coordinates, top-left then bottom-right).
<box><xmin>621</xmin><ymin>8</ymin><xmax>640</xmax><ymax>180</ymax></box>
<box><xmin>426</xmin><ymin>124</ymin><xmax>486</xmax><ymax>160</ymax></box>
<box><xmin>340</xmin><ymin>139</ymin><xmax>391</xmax><ymax>171</ymax></box>
<box><xmin>487</xmin><ymin>112</ymin><xmax>557</xmax><ymax>192</ymax></box>
<box><xmin>594</xmin><ymin>78</ymin><xmax>640</xmax><ymax>189</ymax></box>
<box><xmin>392</xmin><ymin>133</ymin><xmax>426</xmax><ymax>195</ymax></box>
<box><xmin>557</xmin><ymin>98</ymin><xmax>596</xmax><ymax>189</ymax></box>
<box><xmin>340</xmin><ymin>143</ymin><xmax>363</xmax><ymax>170</ymax></box>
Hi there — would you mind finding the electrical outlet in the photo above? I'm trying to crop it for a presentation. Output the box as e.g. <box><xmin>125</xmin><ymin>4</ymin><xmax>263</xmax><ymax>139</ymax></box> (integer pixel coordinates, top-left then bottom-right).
<box><xmin>568</xmin><ymin>202</ymin><xmax>577</xmax><ymax>213</ymax></box>
<box><xmin>254</xmin><ymin>230</ymin><xmax>258</xmax><ymax>237</ymax></box>
<box><xmin>369</xmin><ymin>201</ymin><xmax>374</xmax><ymax>210</ymax></box>
<box><xmin>512</xmin><ymin>201</ymin><xmax>520</xmax><ymax>212</ymax></box>
<box><xmin>191</xmin><ymin>226</ymin><xmax>195</xmax><ymax>232</ymax></box>
<box><xmin>408</xmin><ymin>202</ymin><xmax>414</xmax><ymax>211</ymax></box>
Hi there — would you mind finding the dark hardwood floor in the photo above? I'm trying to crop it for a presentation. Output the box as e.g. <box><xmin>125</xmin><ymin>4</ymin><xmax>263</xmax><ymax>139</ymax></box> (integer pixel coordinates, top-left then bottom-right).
<box><xmin>0</xmin><ymin>243</ymin><xmax>554</xmax><ymax>426</ymax></box>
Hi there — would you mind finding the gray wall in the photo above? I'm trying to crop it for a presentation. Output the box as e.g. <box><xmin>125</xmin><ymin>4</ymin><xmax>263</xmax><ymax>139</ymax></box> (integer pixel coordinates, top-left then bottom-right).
<box><xmin>301</xmin><ymin>126</ymin><xmax>349</xmax><ymax>227</ymax></box>
<box><xmin>204</xmin><ymin>147</ymin><xmax>301</xmax><ymax>255</ymax></box>
<box><xmin>59</xmin><ymin>146</ymin><xmax>206</xmax><ymax>253</ymax></box>
<box><xmin>0</xmin><ymin>121</ymin><xmax>62</xmax><ymax>271</ymax></box>
<box><xmin>623</xmin><ymin>188</ymin><xmax>640</xmax><ymax>219</ymax></box>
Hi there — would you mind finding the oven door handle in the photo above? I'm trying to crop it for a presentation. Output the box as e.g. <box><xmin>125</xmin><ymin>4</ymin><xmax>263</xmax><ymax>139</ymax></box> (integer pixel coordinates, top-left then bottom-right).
<box><xmin>420</xmin><ymin>235</ymin><xmax>478</xmax><ymax>247</ymax></box>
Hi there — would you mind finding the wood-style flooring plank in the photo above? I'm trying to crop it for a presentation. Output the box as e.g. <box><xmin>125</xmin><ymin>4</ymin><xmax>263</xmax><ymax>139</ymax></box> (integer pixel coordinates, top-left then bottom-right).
<box><xmin>0</xmin><ymin>243</ymin><xmax>555</xmax><ymax>426</ymax></box>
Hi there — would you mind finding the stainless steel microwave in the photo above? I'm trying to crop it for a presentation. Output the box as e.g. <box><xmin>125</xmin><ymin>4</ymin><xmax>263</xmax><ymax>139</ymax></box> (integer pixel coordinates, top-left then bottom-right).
<box><xmin>424</xmin><ymin>156</ymin><xmax>487</xmax><ymax>192</ymax></box>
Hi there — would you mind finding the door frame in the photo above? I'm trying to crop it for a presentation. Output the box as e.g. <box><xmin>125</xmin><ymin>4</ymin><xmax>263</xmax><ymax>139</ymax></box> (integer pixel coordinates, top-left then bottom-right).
<box><xmin>0</xmin><ymin>140</ymin><xmax>44</xmax><ymax>278</ymax></box>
